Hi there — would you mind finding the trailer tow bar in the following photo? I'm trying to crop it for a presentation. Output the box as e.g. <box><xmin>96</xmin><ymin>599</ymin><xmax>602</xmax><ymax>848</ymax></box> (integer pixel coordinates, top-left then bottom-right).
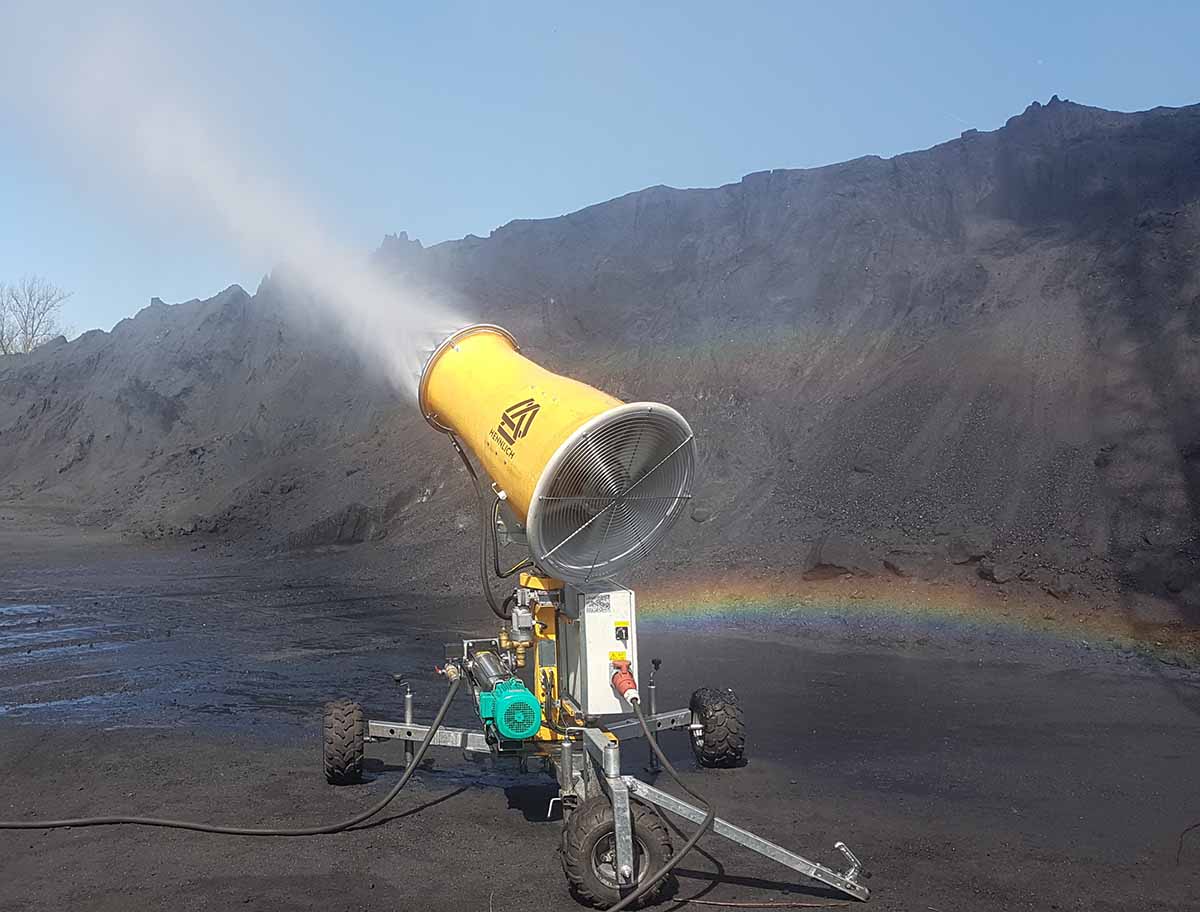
<box><xmin>621</xmin><ymin>775</ymin><xmax>870</xmax><ymax>901</ymax></box>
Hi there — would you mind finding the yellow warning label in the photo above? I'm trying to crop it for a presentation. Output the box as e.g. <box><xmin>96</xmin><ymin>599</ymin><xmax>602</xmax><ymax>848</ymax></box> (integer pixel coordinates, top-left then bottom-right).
<box><xmin>613</xmin><ymin>621</ymin><xmax>629</xmax><ymax>628</ymax></box>
<box><xmin>609</xmin><ymin>651</ymin><xmax>628</xmax><ymax>661</ymax></box>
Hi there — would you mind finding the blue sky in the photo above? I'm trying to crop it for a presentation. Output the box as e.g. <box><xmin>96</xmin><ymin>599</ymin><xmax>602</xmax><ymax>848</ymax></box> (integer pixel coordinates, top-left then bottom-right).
<box><xmin>1</xmin><ymin>1</ymin><xmax>1197</xmax><ymax>336</ymax></box>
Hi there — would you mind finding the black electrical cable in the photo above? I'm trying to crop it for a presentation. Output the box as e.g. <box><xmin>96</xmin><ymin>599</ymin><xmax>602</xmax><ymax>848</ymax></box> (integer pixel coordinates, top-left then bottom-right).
<box><xmin>447</xmin><ymin>433</ymin><xmax>510</xmax><ymax>619</ymax></box>
<box><xmin>607</xmin><ymin>696</ymin><xmax>716</xmax><ymax>912</ymax></box>
<box><xmin>0</xmin><ymin>676</ymin><xmax>462</xmax><ymax>835</ymax></box>
<box><xmin>491</xmin><ymin>496</ymin><xmax>533</xmax><ymax>579</ymax></box>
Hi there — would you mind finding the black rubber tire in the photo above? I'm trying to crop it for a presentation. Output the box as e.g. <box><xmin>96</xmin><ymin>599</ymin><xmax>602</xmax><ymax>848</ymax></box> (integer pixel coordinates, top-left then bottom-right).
<box><xmin>561</xmin><ymin>795</ymin><xmax>675</xmax><ymax>908</ymax></box>
<box><xmin>323</xmin><ymin>699</ymin><xmax>365</xmax><ymax>785</ymax></box>
<box><xmin>689</xmin><ymin>687</ymin><xmax>746</xmax><ymax>768</ymax></box>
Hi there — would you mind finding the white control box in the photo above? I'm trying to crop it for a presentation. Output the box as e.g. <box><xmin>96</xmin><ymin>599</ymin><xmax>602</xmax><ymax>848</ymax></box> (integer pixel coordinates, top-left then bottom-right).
<box><xmin>559</xmin><ymin>585</ymin><xmax>638</xmax><ymax>716</ymax></box>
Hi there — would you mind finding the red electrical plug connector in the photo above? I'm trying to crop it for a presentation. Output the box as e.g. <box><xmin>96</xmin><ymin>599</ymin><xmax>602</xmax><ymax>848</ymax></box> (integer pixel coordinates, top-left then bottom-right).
<box><xmin>611</xmin><ymin>660</ymin><xmax>639</xmax><ymax>704</ymax></box>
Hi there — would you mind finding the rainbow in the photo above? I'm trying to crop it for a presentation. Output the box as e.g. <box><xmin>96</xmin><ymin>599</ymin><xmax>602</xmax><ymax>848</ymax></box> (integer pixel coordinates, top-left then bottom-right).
<box><xmin>636</xmin><ymin>572</ymin><xmax>1200</xmax><ymax>661</ymax></box>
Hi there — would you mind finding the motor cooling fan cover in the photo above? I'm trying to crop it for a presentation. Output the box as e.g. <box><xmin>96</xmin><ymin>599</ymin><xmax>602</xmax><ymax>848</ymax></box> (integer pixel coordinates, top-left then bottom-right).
<box><xmin>487</xmin><ymin>679</ymin><xmax>542</xmax><ymax>740</ymax></box>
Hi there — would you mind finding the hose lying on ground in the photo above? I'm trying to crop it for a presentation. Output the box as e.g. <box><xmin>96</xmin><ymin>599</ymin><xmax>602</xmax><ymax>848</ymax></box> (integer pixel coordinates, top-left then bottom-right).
<box><xmin>607</xmin><ymin>695</ymin><xmax>717</xmax><ymax>912</ymax></box>
<box><xmin>2</xmin><ymin>677</ymin><xmax>732</xmax><ymax>910</ymax></box>
<box><xmin>0</xmin><ymin>676</ymin><xmax>462</xmax><ymax>835</ymax></box>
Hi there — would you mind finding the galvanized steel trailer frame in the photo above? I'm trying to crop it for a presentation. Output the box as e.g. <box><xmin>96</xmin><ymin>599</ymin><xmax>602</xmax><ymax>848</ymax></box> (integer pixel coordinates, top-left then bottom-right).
<box><xmin>365</xmin><ymin>705</ymin><xmax>870</xmax><ymax>902</ymax></box>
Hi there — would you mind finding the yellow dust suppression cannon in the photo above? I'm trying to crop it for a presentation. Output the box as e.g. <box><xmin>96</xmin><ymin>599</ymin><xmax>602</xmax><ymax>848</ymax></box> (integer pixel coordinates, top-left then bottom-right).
<box><xmin>327</xmin><ymin>324</ymin><xmax>872</xmax><ymax>908</ymax></box>
<box><xmin>417</xmin><ymin>323</ymin><xmax>696</xmax><ymax>583</ymax></box>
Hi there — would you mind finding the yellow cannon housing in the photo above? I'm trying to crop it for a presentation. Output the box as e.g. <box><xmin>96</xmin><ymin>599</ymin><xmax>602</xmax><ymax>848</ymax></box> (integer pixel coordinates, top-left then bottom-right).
<box><xmin>417</xmin><ymin>324</ymin><xmax>695</xmax><ymax>584</ymax></box>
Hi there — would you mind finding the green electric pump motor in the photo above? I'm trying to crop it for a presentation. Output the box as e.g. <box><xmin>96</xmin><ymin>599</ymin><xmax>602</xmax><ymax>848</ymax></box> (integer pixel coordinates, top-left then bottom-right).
<box><xmin>478</xmin><ymin>678</ymin><xmax>542</xmax><ymax>740</ymax></box>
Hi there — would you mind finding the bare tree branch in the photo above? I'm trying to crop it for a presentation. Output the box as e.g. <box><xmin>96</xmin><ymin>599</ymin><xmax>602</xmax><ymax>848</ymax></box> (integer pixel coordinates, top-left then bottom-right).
<box><xmin>2</xmin><ymin>275</ymin><xmax>72</xmax><ymax>353</ymax></box>
<box><xmin>0</xmin><ymin>283</ymin><xmax>14</xmax><ymax>354</ymax></box>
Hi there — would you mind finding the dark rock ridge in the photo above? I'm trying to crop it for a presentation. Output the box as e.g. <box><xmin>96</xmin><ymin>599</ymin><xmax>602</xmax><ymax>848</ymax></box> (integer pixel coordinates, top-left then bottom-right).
<box><xmin>2</xmin><ymin>97</ymin><xmax>1199</xmax><ymax>618</ymax></box>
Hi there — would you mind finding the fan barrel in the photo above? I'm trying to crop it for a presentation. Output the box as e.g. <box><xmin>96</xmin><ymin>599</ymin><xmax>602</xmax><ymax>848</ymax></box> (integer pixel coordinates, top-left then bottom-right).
<box><xmin>418</xmin><ymin>324</ymin><xmax>695</xmax><ymax>582</ymax></box>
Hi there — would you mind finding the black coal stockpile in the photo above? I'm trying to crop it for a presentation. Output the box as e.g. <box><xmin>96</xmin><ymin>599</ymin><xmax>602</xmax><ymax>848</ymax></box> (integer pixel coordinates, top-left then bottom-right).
<box><xmin>2</xmin><ymin>98</ymin><xmax>1199</xmax><ymax>614</ymax></box>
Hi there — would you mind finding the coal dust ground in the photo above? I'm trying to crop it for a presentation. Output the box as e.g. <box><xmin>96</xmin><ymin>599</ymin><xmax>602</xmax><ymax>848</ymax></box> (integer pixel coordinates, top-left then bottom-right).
<box><xmin>1</xmin><ymin>531</ymin><xmax>1198</xmax><ymax>911</ymax></box>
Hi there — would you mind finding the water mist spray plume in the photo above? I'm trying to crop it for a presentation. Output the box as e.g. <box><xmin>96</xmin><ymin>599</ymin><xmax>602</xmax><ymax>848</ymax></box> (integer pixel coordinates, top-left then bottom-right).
<box><xmin>6</xmin><ymin>13</ymin><xmax>465</xmax><ymax>399</ymax></box>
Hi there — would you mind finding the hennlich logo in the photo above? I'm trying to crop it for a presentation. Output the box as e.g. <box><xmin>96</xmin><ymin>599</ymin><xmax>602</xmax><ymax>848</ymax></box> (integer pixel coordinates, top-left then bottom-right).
<box><xmin>496</xmin><ymin>398</ymin><xmax>540</xmax><ymax>445</ymax></box>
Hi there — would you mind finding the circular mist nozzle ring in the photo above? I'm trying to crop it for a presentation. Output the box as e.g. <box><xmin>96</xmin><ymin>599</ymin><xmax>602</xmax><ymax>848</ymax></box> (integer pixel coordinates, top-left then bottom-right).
<box><xmin>527</xmin><ymin>402</ymin><xmax>696</xmax><ymax>583</ymax></box>
<box><xmin>417</xmin><ymin>323</ymin><xmax>520</xmax><ymax>431</ymax></box>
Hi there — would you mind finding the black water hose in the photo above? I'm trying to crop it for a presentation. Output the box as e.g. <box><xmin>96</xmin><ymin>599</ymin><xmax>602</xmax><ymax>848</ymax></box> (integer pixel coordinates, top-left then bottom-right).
<box><xmin>491</xmin><ymin>496</ymin><xmax>533</xmax><ymax>579</ymax></box>
<box><xmin>0</xmin><ymin>676</ymin><xmax>462</xmax><ymax>835</ymax></box>
<box><xmin>447</xmin><ymin>434</ymin><xmax>510</xmax><ymax>620</ymax></box>
<box><xmin>607</xmin><ymin>696</ymin><xmax>716</xmax><ymax>912</ymax></box>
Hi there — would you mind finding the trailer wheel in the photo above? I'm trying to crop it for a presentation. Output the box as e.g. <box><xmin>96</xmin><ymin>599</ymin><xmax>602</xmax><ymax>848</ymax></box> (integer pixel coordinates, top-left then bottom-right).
<box><xmin>323</xmin><ymin>699</ymin><xmax>365</xmax><ymax>785</ymax></box>
<box><xmin>561</xmin><ymin>796</ymin><xmax>674</xmax><ymax>908</ymax></box>
<box><xmin>689</xmin><ymin>687</ymin><xmax>746</xmax><ymax>768</ymax></box>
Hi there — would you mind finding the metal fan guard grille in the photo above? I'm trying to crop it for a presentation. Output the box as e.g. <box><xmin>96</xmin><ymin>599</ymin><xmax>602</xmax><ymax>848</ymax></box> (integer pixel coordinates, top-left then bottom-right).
<box><xmin>528</xmin><ymin>404</ymin><xmax>695</xmax><ymax>583</ymax></box>
<box><xmin>504</xmin><ymin>702</ymin><xmax>536</xmax><ymax>734</ymax></box>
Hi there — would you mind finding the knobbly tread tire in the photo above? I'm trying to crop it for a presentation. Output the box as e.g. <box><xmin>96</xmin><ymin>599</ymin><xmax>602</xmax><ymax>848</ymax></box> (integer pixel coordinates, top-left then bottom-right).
<box><xmin>689</xmin><ymin>687</ymin><xmax>746</xmax><ymax>768</ymax></box>
<box><xmin>323</xmin><ymin>699</ymin><xmax>365</xmax><ymax>785</ymax></box>
<box><xmin>560</xmin><ymin>795</ymin><xmax>674</xmax><ymax>908</ymax></box>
